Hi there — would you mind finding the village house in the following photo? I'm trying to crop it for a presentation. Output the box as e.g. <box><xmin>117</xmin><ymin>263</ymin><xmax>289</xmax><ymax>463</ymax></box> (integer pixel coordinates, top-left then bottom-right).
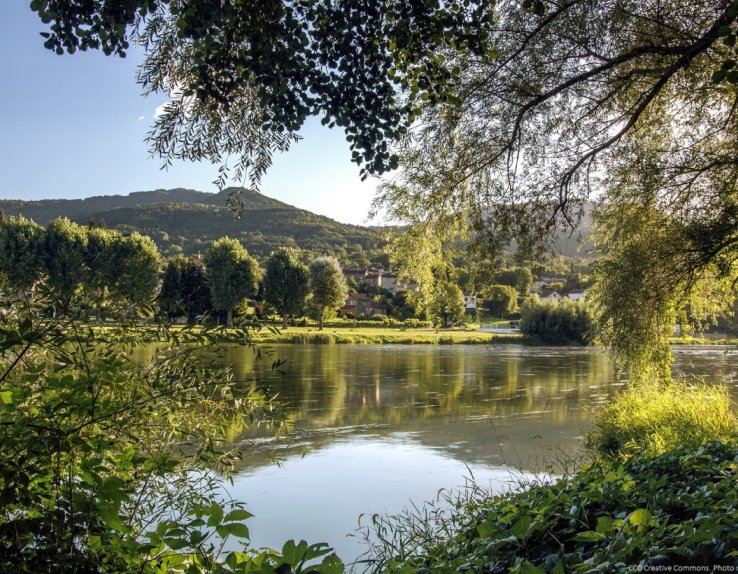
<box><xmin>338</xmin><ymin>292</ymin><xmax>388</xmax><ymax>318</ymax></box>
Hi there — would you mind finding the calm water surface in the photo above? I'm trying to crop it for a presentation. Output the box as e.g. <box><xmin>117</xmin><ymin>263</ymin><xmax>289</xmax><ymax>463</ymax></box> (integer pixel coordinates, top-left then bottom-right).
<box><xmin>140</xmin><ymin>344</ymin><xmax>738</xmax><ymax>563</ymax></box>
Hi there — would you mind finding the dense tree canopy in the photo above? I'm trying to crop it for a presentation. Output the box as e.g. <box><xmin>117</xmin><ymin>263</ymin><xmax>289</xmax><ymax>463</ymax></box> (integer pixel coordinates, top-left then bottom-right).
<box><xmin>484</xmin><ymin>284</ymin><xmax>518</xmax><ymax>317</ymax></box>
<box><xmin>428</xmin><ymin>280</ymin><xmax>466</xmax><ymax>327</ymax></box>
<box><xmin>264</xmin><ymin>248</ymin><xmax>309</xmax><ymax>328</ymax></box>
<box><xmin>44</xmin><ymin>217</ymin><xmax>89</xmax><ymax>301</ymax></box>
<box><xmin>308</xmin><ymin>256</ymin><xmax>347</xmax><ymax>330</ymax></box>
<box><xmin>32</xmin><ymin>0</ymin><xmax>494</xmax><ymax>191</ymax></box>
<box><xmin>204</xmin><ymin>237</ymin><xmax>259</xmax><ymax>326</ymax></box>
<box><xmin>0</xmin><ymin>215</ymin><xmax>44</xmax><ymax>293</ymax></box>
<box><xmin>159</xmin><ymin>255</ymin><xmax>212</xmax><ymax>321</ymax></box>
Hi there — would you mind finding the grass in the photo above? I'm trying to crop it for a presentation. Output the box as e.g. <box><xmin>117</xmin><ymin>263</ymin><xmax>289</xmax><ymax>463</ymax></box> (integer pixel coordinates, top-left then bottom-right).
<box><xmin>249</xmin><ymin>326</ymin><xmax>523</xmax><ymax>345</ymax></box>
<box><xmin>588</xmin><ymin>379</ymin><xmax>738</xmax><ymax>459</ymax></box>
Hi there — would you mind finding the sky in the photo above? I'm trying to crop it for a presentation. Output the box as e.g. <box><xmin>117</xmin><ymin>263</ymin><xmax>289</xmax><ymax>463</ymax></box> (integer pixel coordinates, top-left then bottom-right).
<box><xmin>0</xmin><ymin>3</ymin><xmax>383</xmax><ymax>226</ymax></box>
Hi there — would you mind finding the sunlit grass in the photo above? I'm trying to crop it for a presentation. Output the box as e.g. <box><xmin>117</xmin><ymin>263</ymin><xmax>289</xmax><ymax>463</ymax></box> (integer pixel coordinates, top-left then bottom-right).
<box><xmin>588</xmin><ymin>379</ymin><xmax>738</xmax><ymax>459</ymax></box>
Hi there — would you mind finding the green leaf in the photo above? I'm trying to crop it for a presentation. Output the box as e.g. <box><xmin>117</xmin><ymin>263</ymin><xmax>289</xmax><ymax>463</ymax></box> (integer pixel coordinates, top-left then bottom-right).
<box><xmin>0</xmin><ymin>391</ymin><xmax>12</xmax><ymax>404</ymax></box>
<box><xmin>713</xmin><ymin>68</ymin><xmax>728</xmax><ymax>83</ymax></box>
<box><xmin>223</xmin><ymin>522</ymin><xmax>250</xmax><ymax>539</ymax></box>
<box><xmin>207</xmin><ymin>501</ymin><xmax>224</xmax><ymax>527</ymax></box>
<box><xmin>511</xmin><ymin>516</ymin><xmax>532</xmax><ymax>539</ymax></box>
<box><xmin>224</xmin><ymin>508</ymin><xmax>253</xmax><ymax>522</ymax></box>
<box><xmin>628</xmin><ymin>508</ymin><xmax>653</xmax><ymax>528</ymax></box>
<box><xmin>573</xmin><ymin>531</ymin><xmax>606</xmax><ymax>542</ymax></box>
<box><xmin>317</xmin><ymin>554</ymin><xmax>345</xmax><ymax>574</ymax></box>
<box><xmin>520</xmin><ymin>562</ymin><xmax>545</xmax><ymax>574</ymax></box>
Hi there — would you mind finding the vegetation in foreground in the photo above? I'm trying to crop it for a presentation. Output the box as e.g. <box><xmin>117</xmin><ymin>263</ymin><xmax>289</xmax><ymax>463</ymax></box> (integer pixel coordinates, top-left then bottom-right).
<box><xmin>360</xmin><ymin>380</ymin><xmax>738</xmax><ymax>573</ymax></box>
<box><xmin>0</xmin><ymin>294</ymin><xmax>344</xmax><ymax>573</ymax></box>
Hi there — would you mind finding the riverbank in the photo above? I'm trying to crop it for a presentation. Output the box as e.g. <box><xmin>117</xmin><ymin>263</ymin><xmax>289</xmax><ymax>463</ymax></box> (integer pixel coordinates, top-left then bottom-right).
<box><xmin>250</xmin><ymin>325</ymin><xmax>523</xmax><ymax>344</ymax></box>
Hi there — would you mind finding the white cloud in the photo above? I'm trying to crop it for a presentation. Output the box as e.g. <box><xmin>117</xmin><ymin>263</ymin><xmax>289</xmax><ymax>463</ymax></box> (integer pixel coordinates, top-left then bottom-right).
<box><xmin>154</xmin><ymin>102</ymin><xmax>169</xmax><ymax>118</ymax></box>
<box><xmin>136</xmin><ymin>115</ymin><xmax>145</xmax><ymax>122</ymax></box>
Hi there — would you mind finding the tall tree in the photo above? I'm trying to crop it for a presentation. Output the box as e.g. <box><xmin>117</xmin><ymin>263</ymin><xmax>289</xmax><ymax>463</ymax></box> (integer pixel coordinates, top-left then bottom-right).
<box><xmin>264</xmin><ymin>248</ymin><xmax>309</xmax><ymax>328</ymax></box>
<box><xmin>108</xmin><ymin>232</ymin><xmax>161</xmax><ymax>311</ymax></box>
<box><xmin>83</xmin><ymin>226</ymin><xmax>119</xmax><ymax>320</ymax></box>
<box><xmin>44</xmin><ymin>217</ymin><xmax>88</xmax><ymax>302</ymax></box>
<box><xmin>484</xmin><ymin>284</ymin><xmax>519</xmax><ymax>318</ymax></box>
<box><xmin>308</xmin><ymin>256</ymin><xmax>348</xmax><ymax>330</ymax></box>
<box><xmin>204</xmin><ymin>238</ymin><xmax>259</xmax><ymax>327</ymax></box>
<box><xmin>0</xmin><ymin>215</ymin><xmax>45</xmax><ymax>295</ymax></box>
<box><xmin>159</xmin><ymin>255</ymin><xmax>212</xmax><ymax>321</ymax></box>
<box><xmin>428</xmin><ymin>280</ymin><xmax>466</xmax><ymax>327</ymax></box>
<box><xmin>493</xmin><ymin>268</ymin><xmax>533</xmax><ymax>298</ymax></box>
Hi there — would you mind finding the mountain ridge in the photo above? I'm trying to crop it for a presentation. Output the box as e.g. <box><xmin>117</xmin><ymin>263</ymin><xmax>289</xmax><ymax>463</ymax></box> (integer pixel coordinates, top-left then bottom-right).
<box><xmin>0</xmin><ymin>188</ymin><xmax>387</xmax><ymax>260</ymax></box>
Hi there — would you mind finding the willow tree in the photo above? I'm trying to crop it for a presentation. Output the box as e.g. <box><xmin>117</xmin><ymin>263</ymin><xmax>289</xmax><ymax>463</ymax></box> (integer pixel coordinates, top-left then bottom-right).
<box><xmin>374</xmin><ymin>0</ymin><xmax>738</xmax><ymax>374</ymax></box>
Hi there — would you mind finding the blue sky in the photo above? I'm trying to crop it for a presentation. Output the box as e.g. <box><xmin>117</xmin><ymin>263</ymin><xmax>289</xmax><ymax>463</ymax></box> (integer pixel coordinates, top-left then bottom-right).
<box><xmin>0</xmin><ymin>3</ymin><xmax>382</xmax><ymax>225</ymax></box>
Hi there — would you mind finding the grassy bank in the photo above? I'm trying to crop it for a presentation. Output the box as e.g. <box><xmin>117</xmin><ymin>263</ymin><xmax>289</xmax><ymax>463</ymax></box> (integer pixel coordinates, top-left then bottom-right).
<box><xmin>363</xmin><ymin>380</ymin><xmax>738</xmax><ymax>572</ymax></box>
<box><xmin>250</xmin><ymin>326</ymin><xmax>523</xmax><ymax>345</ymax></box>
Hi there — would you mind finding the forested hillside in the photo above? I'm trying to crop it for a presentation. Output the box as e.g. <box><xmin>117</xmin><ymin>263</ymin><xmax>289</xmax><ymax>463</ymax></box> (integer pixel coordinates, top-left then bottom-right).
<box><xmin>0</xmin><ymin>188</ymin><xmax>386</xmax><ymax>260</ymax></box>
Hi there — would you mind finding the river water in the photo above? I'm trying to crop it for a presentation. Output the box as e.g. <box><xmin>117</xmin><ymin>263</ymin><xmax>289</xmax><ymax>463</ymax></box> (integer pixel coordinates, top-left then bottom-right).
<box><xmin>139</xmin><ymin>343</ymin><xmax>738</xmax><ymax>565</ymax></box>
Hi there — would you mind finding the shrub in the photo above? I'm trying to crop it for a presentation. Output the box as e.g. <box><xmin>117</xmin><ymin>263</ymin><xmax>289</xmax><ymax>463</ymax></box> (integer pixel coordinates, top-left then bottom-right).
<box><xmin>519</xmin><ymin>295</ymin><xmax>593</xmax><ymax>345</ymax></box>
<box><xmin>364</xmin><ymin>441</ymin><xmax>738</xmax><ymax>573</ymax></box>
<box><xmin>588</xmin><ymin>380</ymin><xmax>738</xmax><ymax>459</ymax></box>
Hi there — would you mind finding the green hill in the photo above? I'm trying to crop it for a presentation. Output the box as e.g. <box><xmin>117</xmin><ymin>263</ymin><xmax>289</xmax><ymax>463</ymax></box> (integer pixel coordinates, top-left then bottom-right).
<box><xmin>0</xmin><ymin>188</ymin><xmax>387</xmax><ymax>260</ymax></box>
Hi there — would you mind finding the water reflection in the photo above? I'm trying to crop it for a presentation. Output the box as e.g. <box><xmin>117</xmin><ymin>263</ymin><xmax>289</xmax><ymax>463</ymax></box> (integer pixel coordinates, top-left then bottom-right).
<box><xmin>130</xmin><ymin>343</ymin><xmax>738</xmax><ymax>564</ymax></box>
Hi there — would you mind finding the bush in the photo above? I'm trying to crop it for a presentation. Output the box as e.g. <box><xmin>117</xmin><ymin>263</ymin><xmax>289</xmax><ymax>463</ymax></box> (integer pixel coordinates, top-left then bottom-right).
<box><xmin>364</xmin><ymin>441</ymin><xmax>738</xmax><ymax>572</ymax></box>
<box><xmin>519</xmin><ymin>295</ymin><xmax>593</xmax><ymax>345</ymax></box>
<box><xmin>588</xmin><ymin>380</ymin><xmax>738</xmax><ymax>459</ymax></box>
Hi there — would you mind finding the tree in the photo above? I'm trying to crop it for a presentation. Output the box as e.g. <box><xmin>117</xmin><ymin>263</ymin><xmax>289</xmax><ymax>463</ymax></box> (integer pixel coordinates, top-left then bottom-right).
<box><xmin>372</xmin><ymin>0</ymin><xmax>738</xmax><ymax>374</ymax></box>
<box><xmin>308</xmin><ymin>257</ymin><xmax>348</xmax><ymax>330</ymax></box>
<box><xmin>44</xmin><ymin>217</ymin><xmax>88</xmax><ymax>302</ymax></box>
<box><xmin>493</xmin><ymin>268</ymin><xmax>533</xmax><ymax>298</ymax></box>
<box><xmin>264</xmin><ymin>248</ymin><xmax>309</xmax><ymax>328</ymax></box>
<box><xmin>520</xmin><ymin>295</ymin><xmax>593</xmax><ymax>346</ymax></box>
<box><xmin>0</xmin><ymin>214</ymin><xmax>45</xmax><ymax>294</ymax></box>
<box><xmin>31</xmin><ymin>0</ymin><xmax>494</xmax><ymax>191</ymax></box>
<box><xmin>159</xmin><ymin>255</ymin><xmax>212</xmax><ymax>321</ymax></box>
<box><xmin>108</xmin><ymin>232</ymin><xmax>161</xmax><ymax>310</ymax></box>
<box><xmin>83</xmin><ymin>226</ymin><xmax>119</xmax><ymax>320</ymax></box>
<box><xmin>204</xmin><ymin>238</ymin><xmax>259</xmax><ymax>326</ymax></box>
<box><xmin>428</xmin><ymin>281</ymin><xmax>465</xmax><ymax>327</ymax></box>
<box><xmin>484</xmin><ymin>285</ymin><xmax>518</xmax><ymax>318</ymax></box>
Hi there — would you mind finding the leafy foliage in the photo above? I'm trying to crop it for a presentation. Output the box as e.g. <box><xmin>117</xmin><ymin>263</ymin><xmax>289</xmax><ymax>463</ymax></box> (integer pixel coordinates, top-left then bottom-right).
<box><xmin>483</xmin><ymin>284</ymin><xmax>519</xmax><ymax>317</ymax></box>
<box><xmin>364</xmin><ymin>441</ymin><xmax>738</xmax><ymax>573</ymax></box>
<box><xmin>0</xmin><ymin>214</ymin><xmax>45</xmax><ymax>292</ymax></box>
<box><xmin>493</xmin><ymin>267</ymin><xmax>533</xmax><ymax>297</ymax></box>
<box><xmin>590</xmin><ymin>200</ymin><xmax>736</xmax><ymax>380</ymax></box>
<box><xmin>308</xmin><ymin>257</ymin><xmax>348</xmax><ymax>330</ymax></box>
<box><xmin>519</xmin><ymin>295</ymin><xmax>592</xmax><ymax>345</ymax></box>
<box><xmin>0</xmin><ymin>292</ymin><xmax>344</xmax><ymax>573</ymax></box>
<box><xmin>159</xmin><ymin>255</ymin><xmax>212</xmax><ymax>320</ymax></box>
<box><xmin>264</xmin><ymin>248</ymin><xmax>309</xmax><ymax>328</ymax></box>
<box><xmin>428</xmin><ymin>281</ymin><xmax>466</xmax><ymax>327</ymax></box>
<box><xmin>31</xmin><ymin>0</ymin><xmax>495</xmax><ymax>186</ymax></box>
<box><xmin>588</xmin><ymin>380</ymin><xmax>738</xmax><ymax>459</ymax></box>
<box><xmin>44</xmin><ymin>217</ymin><xmax>89</xmax><ymax>301</ymax></box>
<box><xmin>204</xmin><ymin>238</ymin><xmax>260</xmax><ymax>326</ymax></box>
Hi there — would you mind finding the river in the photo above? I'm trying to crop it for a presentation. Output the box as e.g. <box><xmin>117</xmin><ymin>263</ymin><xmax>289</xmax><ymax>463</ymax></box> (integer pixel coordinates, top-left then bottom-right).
<box><xmin>135</xmin><ymin>343</ymin><xmax>738</xmax><ymax>565</ymax></box>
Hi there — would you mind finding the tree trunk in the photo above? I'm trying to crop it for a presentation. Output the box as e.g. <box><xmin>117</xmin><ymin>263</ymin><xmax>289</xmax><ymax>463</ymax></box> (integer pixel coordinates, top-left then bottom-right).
<box><xmin>227</xmin><ymin>307</ymin><xmax>233</xmax><ymax>327</ymax></box>
<box><xmin>282</xmin><ymin>313</ymin><xmax>289</xmax><ymax>329</ymax></box>
<box><xmin>318</xmin><ymin>310</ymin><xmax>324</xmax><ymax>330</ymax></box>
